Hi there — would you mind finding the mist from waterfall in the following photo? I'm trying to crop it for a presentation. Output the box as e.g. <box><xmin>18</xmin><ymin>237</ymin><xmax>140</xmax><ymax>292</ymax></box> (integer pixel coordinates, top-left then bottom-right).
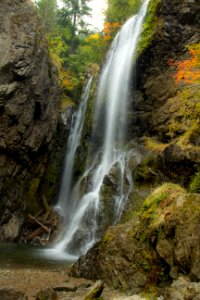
<box><xmin>54</xmin><ymin>0</ymin><xmax>150</xmax><ymax>257</ymax></box>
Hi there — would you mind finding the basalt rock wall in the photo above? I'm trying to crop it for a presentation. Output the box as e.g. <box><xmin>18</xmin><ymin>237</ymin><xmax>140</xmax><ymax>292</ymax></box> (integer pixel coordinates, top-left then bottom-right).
<box><xmin>0</xmin><ymin>0</ymin><xmax>61</xmax><ymax>241</ymax></box>
<box><xmin>130</xmin><ymin>0</ymin><xmax>200</xmax><ymax>186</ymax></box>
<box><xmin>131</xmin><ymin>0</ymin><xmax>200</xmax><ymax>137</ymax></box>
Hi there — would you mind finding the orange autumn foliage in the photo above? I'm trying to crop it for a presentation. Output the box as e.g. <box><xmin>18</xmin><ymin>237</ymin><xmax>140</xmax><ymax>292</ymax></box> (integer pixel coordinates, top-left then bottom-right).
<box><xmin>103</xmin><ymin>22</ymin><xmax>121</xmax><ymax>40</ymax></box>
<box><xmin>61</xmin><ymin>69</ymin><xmax>76</xmax><ymax>90</ymax></box>
<box><xmin>169</xmin><ymin>44</ymin><xmax>200</xmax><ymax>84</ymax></box>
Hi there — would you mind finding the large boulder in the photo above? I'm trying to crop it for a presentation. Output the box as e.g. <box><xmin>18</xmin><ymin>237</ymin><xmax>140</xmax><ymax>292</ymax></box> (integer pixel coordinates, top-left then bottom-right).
<box><xmin>71</xmin><ymin>184</ymin><xmax>200</xmax><ymax>292</ymax></box>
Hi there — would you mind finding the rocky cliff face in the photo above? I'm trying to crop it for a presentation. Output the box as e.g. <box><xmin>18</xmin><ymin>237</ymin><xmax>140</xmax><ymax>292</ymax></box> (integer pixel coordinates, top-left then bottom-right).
<box><xmin>0</xmin><ymin>0</ymin><xmax>61</xmax><ymax>241</ymax></box>
<box><xmin>130</xmin><ymin>0</ymin><xmax>200</xmax><ymax>186</ymax></box>
<box><xmin>133</xmin><ymin>0</ymin><xmax>200</xmax><ymax>135</ymax></box>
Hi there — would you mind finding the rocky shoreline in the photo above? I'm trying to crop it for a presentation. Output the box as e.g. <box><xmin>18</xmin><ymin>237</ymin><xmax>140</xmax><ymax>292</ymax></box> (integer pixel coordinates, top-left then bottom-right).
<box><xmin>0</xmin><ymin>266</ymin><xmax>135</xmax><ymax>300</ymax></box>
<box><xmin>1</xmin><ymin>266</ymin><xmax>200</xmax><ymax>299</ymax></box>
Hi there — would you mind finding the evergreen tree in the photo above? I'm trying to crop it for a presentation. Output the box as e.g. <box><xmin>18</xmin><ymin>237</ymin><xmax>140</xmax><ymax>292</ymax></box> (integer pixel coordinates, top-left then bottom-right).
<box><xmin>106</xmin><ymin>0</ymin><xmax>141</xmax><ymax>23</ymax></box>
<box><xmin>62</xmin><ymin>0</ymin><xmax>91</xmax><ymax>36</ymax></box>
<box><xmin>37</xmin><ymin>0</ymin><xmax>57</xmax><ymax>32</ymax></box>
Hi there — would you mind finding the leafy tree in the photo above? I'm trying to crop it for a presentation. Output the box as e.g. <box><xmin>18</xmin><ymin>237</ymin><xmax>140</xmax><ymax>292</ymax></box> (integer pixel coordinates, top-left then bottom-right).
<box><xmin>106</xmin><ymin>0</ymin><xmax>142</xmax><ymax>23</ymax></box>
<box><xmin>173</xmin><ymin>44</ymin><xmax>200</xmax><ymax>85</ymax></box>
<box><xmin>34</xmin><ymin>0</ymin><xmax>111</xmax><ymax>106</ymax></box>
<box><xmin>103</xmin><ymin>21</ymin><xmax>121</xmax><ymax>40</ymax></box>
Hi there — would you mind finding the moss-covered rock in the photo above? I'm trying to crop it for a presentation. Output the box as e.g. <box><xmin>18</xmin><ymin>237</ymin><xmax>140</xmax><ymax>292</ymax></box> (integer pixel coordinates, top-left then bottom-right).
<box><xmin>137</xmin><ymin>0</ymin><xmax>161</xmax><ymax>56</ymax></box>
<box><xmin>71</xmin><ymin>184</ymin><xmax>200</xmax><ymax>291</ymax></box>
<box><xmin>189</xmin><ymin>171</ymin><xmax>200</xmax><ymax>193</ymax></box>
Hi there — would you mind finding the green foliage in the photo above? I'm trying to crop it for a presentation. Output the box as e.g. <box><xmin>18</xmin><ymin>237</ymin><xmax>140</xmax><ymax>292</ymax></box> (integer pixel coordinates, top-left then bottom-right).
<box><xmin>105</xmin><ymin>0</ymin><xmax>161</xmax><ymax>55</ymax></box>
<box><xmin>35</xmin><ymin>0</ymin><xmax>107</xmax><ymax>104</ymax></box>
<box><xmin>137</xmin><ymin>0</ymin><xmax>161</xmax><ymax>55</ymax></box>
<box><xmin>106</xmin><ymin>0</ymin><xmax>142</xmax><ymax>23</ymax></box>
<box><xmin>189</xmin><ymin>171</ymin><xmax>200</xmax><ymax>193</ymax></box>
<box><xmin>36</xmin><ymin>0</ymin><xmax>57</xmax><ymax>32</ymax></box>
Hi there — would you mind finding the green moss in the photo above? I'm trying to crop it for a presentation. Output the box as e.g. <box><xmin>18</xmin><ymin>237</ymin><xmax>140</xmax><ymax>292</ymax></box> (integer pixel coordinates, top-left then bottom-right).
<box><xmin>141</xmin><ymin>183</ymin><xmax>185</xmax><ymax>225</ymax></box>
<box><xmin>120</xmin><ymin>187</ymin><xmax>152</xmax><ymax>223</ymax></box>
<box><xmin>165</xmin><ymin>86</ymin><xmax>200</xmax><ymax>142</ymax></box>
<box><xmin>144</xmin><ymin>137</ymin><xmax>169</xmax><ymax>153</ymax></box>
<box><xmin>103</xmin><ymin>230</ymin><xmax>114</xmax><ymax>242</ymax></box>
<box><xmin>189</xmin><ymin>171</ymin><xmax>200</xmax><ymax>193</ymax></box>
<box><xmin>137</xmin><ymin>0</ymin><xmax>161</xmax><ymax>56</ymax></box>
<box><xmin>61</xmin><ymin>95</ymin><xmax>75</xmax><ymax>112</ymax></box>
<box><xmin>143</xmin><ymin>190</ymin><xmax>167</xmax><ymax>211</ymax></box>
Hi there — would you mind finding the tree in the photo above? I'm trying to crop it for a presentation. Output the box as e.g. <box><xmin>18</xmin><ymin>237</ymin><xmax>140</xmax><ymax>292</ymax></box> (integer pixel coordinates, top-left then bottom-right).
<box><xmin>106</xmin><ymin>0</ymin><xmax>141</xmax><ymax>23</ymax></box>
<box><xmin>62</xmin><ymin>0</ymin><xmax>92</xmax><ymax>37</ymax></box>
<box><xmin>34</xmin><ymin>0</ymin><xmax>107</xmax><ymax>105</ymax></box>
<box><xmin>103</xmin><ymin>21</ymin><xmax>121</xmax><ymax>40</ymax></box>
<box><xmin>169</xmin><ymin>43</ymin><xmax>200</xmax><ymax>85</ymax></box>
<box><xmin>36</xmin><ymin>0</ymin><xmax>57</xmax><ymax>32</ymax></box>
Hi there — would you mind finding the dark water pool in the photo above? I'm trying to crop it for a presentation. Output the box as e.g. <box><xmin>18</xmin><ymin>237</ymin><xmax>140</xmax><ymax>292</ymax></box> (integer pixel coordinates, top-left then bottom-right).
<box><xmin>0</xmin><ymin>243</ymin><xmax>77</xmax><ymax>271</ymax></box>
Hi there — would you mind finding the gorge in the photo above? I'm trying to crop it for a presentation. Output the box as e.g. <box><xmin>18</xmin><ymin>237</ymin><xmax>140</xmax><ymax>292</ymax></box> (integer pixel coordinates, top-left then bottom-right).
<box><xmin>0</xmin><ymin>0</ymin><xmax>200</xmax><ymax>299</ymax></box>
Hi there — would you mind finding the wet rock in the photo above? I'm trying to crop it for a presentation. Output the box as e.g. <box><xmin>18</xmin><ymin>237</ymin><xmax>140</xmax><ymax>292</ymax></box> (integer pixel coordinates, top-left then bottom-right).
<box><xmin>53</xmin><ymin>283</ymin><xmax>77</xmax><ymax>292</ymax></box>
<box><xmin>1</xmin><ymin>213</ymin><xmax>24</xmax><ymax>241</ymax></box>
<box><xmin>83</xmin><ymin>280</ymin><xmax>104</xmax><ymax>300</ymax></box>
<box><xmin>0</xmin><ymin>288</ymin><xmax>27</xmax><ymax>300</ymax></box>
<box><xmin>36</xmin><ymin>289</ymin><xmax>58</xmax><ymax>300</ymax></box>
<box><xmin>69</xmin><ymin>242</ymin><xmax>101</xmax><ymax>280</ymax></box>
<box><xmin>112</xmin><ymin>296</ymin><xmax>146</xmax><ymax>300</ymax></box>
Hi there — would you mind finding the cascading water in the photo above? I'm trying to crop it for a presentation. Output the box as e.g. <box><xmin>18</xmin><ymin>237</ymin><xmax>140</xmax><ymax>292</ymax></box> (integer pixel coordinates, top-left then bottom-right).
<box><xmin>54</xmin><ymin>0</ymin><xmax>150</xmax><ymax>257</ymax></box>
<box><xmin>55</xmin><ymin>77</ymin><xmax>93</xmax><ymax>217</ymax></box>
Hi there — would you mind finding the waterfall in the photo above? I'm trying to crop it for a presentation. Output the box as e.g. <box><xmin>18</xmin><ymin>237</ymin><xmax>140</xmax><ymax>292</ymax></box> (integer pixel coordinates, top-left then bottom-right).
<box><xmin>54</xmin><ymin>0</ymin><xmax>150</xmax><ymax>257</ymax></box>
<box><xmin>55</xmin><ymin>77</ymin><xmax>93</xmax><ymax>217</ymax></box>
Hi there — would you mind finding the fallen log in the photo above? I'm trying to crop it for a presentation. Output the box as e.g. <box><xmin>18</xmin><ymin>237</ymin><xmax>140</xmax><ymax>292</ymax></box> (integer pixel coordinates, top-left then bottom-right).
<box><xmin>27</xmin><ymin>214</ymin><xmax>50</xmax><ymax>233</ymax></box>
<box><xmin>25</xmin><ymin>227</ymin><xmax>44</xmax><ymax>241</ymax></box>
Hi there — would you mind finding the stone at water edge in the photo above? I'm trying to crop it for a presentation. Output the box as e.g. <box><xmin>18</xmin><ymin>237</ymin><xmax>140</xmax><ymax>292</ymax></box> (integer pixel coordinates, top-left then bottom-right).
<box><xmin>36</xmin><ymin>288</ymin><xmax>58</xmax><ymax>300</ymax></box>
<box><xmin>53</xmin><ymin>282</ymin><xmax>77</xmax><ymax>292</ymax></box>
<box><xmin>0</xmin><ymin>288</ymin><xmax>28</xmax><ymax>300</ymax></box>
<box><xmin>112</xmin><ymin>296</ymin><xmax>147</xmax><ymax>300</ymax></box>
<box><xmin>84</xmin><ymin>280</ymin><xmax>104</xmax><ymax>300</ymax></box>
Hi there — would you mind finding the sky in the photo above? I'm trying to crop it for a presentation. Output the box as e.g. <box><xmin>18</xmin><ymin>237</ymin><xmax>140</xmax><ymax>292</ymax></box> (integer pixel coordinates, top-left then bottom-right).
<box><xmin>87</xmin><ymin>0</ymin><xmax>107</xmax><ymax>30</ymax></box>
<box><xmin>57</xmin><ymin>0</ymin><xmax>107</xmax><ymax>31</ymax></box>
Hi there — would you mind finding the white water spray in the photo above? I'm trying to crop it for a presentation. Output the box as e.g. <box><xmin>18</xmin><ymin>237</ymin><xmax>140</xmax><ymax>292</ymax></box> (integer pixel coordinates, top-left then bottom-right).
<box><xmin>55</xmin><ymin>77</ymin><xmax>92</xmax><ymax>217</ymax></box>
<box><xmin>54</xmin><ymin>0</ymin><xmax>150</xmax><ymax>257</ymax></box>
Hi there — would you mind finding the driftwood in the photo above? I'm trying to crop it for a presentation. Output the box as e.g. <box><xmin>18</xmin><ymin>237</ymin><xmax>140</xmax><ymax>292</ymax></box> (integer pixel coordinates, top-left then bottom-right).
<box><xmin>27</xmin><ymin>214</ymin><xmax>50</xmax><ymax>233</ymax></box>
<box><xmin>25</xmin><ymin>227</ymin><xmax>44</xmax><ymax>241</ymax></box>
<box><xmin>24</xmin><ymin>205</ymin><xmax>60</xmax><ymax>244</ymax></box>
